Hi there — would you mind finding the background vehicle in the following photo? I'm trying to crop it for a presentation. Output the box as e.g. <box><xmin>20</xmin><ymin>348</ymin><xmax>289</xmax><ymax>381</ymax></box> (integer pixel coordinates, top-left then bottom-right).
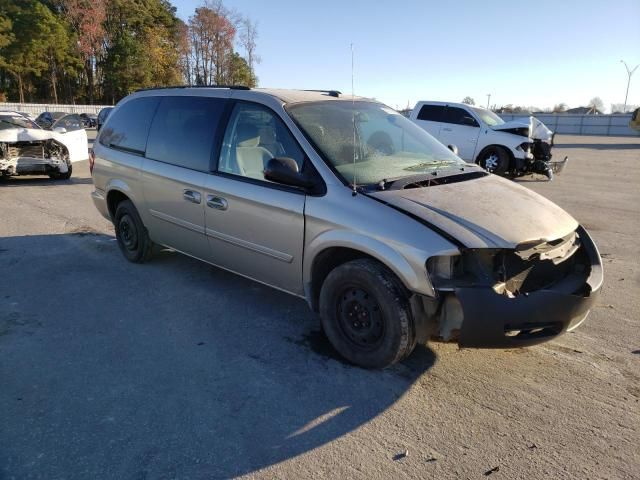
<box><xmin>0</xmin><ymin>111</ymin><xmax>88</xmax><ymax>179</ymax></box>
<box><xmin>629</xmin><ymin>107</ymin><xmax>640</xmax><ymax>131</ymax></box>
<box><xmin>80</xmin><ymin>113</ymin><xmax>97</xmax><ymax>128</ymax></box>
<box><xmin>35</xmin><ymin>111</ymin><xmax>67</xmax><ymax>130</ymax></box>
<box><xmin>96</xmin><ymin>107</ymin><xmax>113</xmax><ymax>131</ymax></box>
<box><xmin>410</xmin><ymin>101</ymin><xmax>565</xmax><ymax>179</ymax></box>
<box><xmin>91</xmin><ymin>87</ymin><xmax>602</xmax><ymax>369</ymax></box>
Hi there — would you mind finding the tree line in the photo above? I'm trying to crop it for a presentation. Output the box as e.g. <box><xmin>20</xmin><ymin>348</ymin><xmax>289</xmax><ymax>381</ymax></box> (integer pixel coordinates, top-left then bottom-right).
<box><xmin>0</xmin><ymin>0</ymin><xmax>259</xmax><ymax>105</ymax></box>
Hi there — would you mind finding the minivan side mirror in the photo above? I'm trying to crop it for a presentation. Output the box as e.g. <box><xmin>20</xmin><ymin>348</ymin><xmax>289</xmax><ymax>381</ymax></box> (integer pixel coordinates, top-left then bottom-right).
<box><xmin>53</xmin><ymin>126</ymin><xmax>67</xmax><ymax>134</ymax></box>
<box><xmin>264</xmin><ymin>157</ymin><xmax>314</xmax><ymax>189</ymax></box>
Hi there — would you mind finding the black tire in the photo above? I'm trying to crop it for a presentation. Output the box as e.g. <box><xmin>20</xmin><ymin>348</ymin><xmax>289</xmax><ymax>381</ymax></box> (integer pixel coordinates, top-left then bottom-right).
<box><xmin>477</xmin><ymin>146</ymin><xmax>510</xmax><ymax>174</ymax></box>
<box><xmin>114</xmin><ymin>199</ymin><xmax>153</xmax><ymax>263</ymax></box>
<box><xmin>49</xmin><ymin>162</ymin><xmax>72</xmax><ymax>180</ymax></box>
<box><xmin>319</xmin><ymin>259</ymin><xmax>416</xmax><ymax>369</ymax></box>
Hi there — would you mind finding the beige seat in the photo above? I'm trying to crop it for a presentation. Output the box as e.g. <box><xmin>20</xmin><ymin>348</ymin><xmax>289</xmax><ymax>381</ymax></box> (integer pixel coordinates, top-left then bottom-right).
<box><xmin>235</xmin><ymin>123</ymin><xmax>272</xmax><ymax>180</ymax></box>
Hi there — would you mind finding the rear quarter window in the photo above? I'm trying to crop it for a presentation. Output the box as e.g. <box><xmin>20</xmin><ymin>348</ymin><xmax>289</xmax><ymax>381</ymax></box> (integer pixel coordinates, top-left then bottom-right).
<box><xmin>145</xmin><ymin>96</ymin><xmax>227</xmax><ymax>172</ymax></box>
<box><xmin>99</xmin><ymin>97</ymin><xmax>160</xmax><ymax>154</ymax></box>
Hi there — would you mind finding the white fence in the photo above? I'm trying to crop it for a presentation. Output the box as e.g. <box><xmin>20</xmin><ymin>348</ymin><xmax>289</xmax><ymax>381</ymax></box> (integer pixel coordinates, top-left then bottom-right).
<box><xmin>0</xmin><ymin>102</ymin><xmax>113</xmax><ymax>115</ymax></box>
<box><xmin>499</xmin><ymin>113</ymin><xmax>639</xmax><ymax>137</ymax></box>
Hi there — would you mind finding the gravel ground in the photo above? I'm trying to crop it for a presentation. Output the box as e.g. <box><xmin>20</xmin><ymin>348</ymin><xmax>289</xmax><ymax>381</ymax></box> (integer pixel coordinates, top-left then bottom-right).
<box><xmin>0</xmin><ymin>134</ymin><xmax>638</xmax><ymax>479</ymax></box>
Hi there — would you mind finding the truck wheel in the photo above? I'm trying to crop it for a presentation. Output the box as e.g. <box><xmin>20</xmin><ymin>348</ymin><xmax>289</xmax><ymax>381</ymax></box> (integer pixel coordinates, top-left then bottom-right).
<box><xmin>319</xmin><ymin>259</ymin><xmax>416</xmax><ymax>369</ymax></box>
<box><xmin>478</xmin><ymin>146</ymin><xmax>510</xmax><ymax>174</ymax></box>
<box><xmin>114</xmin><ymin>200</ymin><xmax>153</xmax><ymax>263</ymax></box>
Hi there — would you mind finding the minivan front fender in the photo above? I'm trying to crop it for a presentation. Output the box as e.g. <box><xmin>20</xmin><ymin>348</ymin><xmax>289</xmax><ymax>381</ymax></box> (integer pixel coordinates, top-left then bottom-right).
<box><xmin>304</xmin><ymin>229</ymin><xmax>438</xmax><ymax>299</ymax></box>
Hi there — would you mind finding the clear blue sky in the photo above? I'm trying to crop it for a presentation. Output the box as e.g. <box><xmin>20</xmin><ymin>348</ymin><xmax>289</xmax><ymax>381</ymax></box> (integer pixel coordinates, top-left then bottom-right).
<box><xmin>173</xmin><ymin>0</ymin><xmax>640</xmax><ymax>112</ymax></box>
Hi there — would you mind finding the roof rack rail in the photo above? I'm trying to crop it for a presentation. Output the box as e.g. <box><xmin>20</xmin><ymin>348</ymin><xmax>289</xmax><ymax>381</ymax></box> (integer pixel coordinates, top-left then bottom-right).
<box><xmin>135</xmin><ymin>85</ymin><xmax>251</xmax><ymax>92</ymax></box>
<box><xmin>303</xmin><ymin>89</ymin><xmax>342</xmax><ymax>98</ymax></box>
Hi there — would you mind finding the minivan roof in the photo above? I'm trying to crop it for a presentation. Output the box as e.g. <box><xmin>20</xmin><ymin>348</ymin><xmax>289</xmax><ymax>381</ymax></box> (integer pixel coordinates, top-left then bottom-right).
<box><xmin>132</xmin><ymin>86</ymin><xmax>369</xmax><ymax>105</ymax></box>
<box><xmin>414</xmin><ymin>101</ymin><xmax>488</xmax><ymax>111</ymax></box>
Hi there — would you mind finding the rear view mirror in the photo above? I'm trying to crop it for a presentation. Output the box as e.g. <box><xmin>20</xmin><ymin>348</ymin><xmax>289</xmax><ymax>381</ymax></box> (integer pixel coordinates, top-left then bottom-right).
<box><xmin>264</xmin><ymin>157</ymin><xmax>313</xmax><ymax>189</ymax></box>
<box><xmin>53</xmin><ymin>127</ymin><xmax>67</xmax><ymax>134</ymax></box>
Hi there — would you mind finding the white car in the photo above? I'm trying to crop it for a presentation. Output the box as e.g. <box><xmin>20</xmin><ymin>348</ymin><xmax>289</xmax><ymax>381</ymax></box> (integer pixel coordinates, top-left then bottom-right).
<box><xmin>0</xmin><ymin>111</ymin><xmax>88</xmax><ymax>179</ymax></box>
<box><xmin>410</xmin><ymin>101</ymin><xmax>563</xmax><ymax>179</ymax></box>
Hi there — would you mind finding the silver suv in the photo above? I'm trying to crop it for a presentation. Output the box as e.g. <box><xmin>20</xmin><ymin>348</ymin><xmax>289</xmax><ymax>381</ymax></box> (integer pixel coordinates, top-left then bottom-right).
<box><xmin>90</xmin><ymin>87</ymin><xmax>603</xmax><ymax>368</ymax></box>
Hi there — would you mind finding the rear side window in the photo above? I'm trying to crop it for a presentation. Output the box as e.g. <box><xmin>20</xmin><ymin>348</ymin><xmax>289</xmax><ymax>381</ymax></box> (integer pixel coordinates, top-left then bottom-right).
<box><xmin>417</xmin><ymin>105</ymin><xmax>445</xmax><ymax>122</ymax></box>
<box><xmin>145</xmin><ymin>96</ymin><xmax>226</xmax><ymax>172</ymax></box>
<box><xmin>99</xmin><ymin>97</ymin><xmax>159</xmax><ymax>154</ymax></box>
<box><xmin>443</xmin><ymin>107</ymin><xmax>479</xmax><ymax>127</ymax></box>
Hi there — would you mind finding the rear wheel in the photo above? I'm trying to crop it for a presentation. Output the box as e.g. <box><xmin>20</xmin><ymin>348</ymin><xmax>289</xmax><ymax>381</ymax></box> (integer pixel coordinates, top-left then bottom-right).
<box><xmin>319</xmin><ymin>259</ymin><xmax>416</xmax><ymax>369</ymax></box>
<box><xmin>114</xmin><ymin>200</ymin><xmax>153</xmax><ymax>263</ymax></box>
<box><xmin>478</xmin><ymin>146</ymin><xmax>510</xmax><ymax>174</ymax></box>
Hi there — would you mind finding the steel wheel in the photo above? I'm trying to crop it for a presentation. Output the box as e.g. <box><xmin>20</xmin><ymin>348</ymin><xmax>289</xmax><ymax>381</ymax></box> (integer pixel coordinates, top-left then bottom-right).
<box><xmin>118</xmin><ymin>214</ymin><xmax>138</xmax><ymax>252</ymax></box>
<box><xmin>336</xmin><ymin>286</ymin><xmax>384</xmax><ymax>351</ymax></box>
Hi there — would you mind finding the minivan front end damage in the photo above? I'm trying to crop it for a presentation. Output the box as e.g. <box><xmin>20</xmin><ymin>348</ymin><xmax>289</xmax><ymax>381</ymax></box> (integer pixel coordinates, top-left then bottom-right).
<box><xmin>418</xmin><ymin>225</ymin><xmax>602</xmax><ymax>347</ymax></box>
<box><xmin>0</xmin><ymin>139</ymin><xmax>70</xmax><ymax>177</ymax></box>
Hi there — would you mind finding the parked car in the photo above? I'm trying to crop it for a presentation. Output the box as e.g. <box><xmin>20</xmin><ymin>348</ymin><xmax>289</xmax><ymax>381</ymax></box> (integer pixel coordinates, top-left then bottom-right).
<box><xmin>410</xmin><ymin>102</ymin><xmax>566</xmax><ymax>179</ymax></box>
<box><xmin>96</xmin><ymin>107</ymin><xmax>113</xmax><ymax>131</ymax></box>
<box><xmin>80</xmin><ymin>112</ymin><xmax>98</xmax><ymax>128</ymax></box>
<box><xmin>91</xmin><ymin>87</ymin><xmax>603</xmax><ymax>368</ymax></box>
<box><xmin>0</xmin><ymin>111</ymin><xmax>88</xmax><ymax>179</ymax></box>
<box><xmin>35</xmin><ymin>111</ymin><xmax>68</xmax><ymax>130</ymax></box>
<box><xmin>629</xmin><ymin>107</ymin><xmax>640</xmax><ymax>132</ymax></box>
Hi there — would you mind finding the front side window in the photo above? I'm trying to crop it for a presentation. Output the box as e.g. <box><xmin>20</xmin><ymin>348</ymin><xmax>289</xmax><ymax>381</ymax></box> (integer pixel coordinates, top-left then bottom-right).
<box><xmin>99</xmin><ymin>97</ymin><xmax>159</xmax><ymax>154</ymax></box>
<box><xmin>286</xmin><ymin>101</ymin><xmax>463</xmax><ymax>186</ymax></box>
<box><xmin>219</xmin><ymin>102</ymin><xmax>305</xmax><ymax>181</ymax></box>
<box><xmin>444</xmin><ymin>107</ymin><xmax>479</xmax><ymax>127</ymax></box>
<box><xmin>145</xmin><ymin>96</ymin><xmax>226</xmax><ymax>172</ymax></box>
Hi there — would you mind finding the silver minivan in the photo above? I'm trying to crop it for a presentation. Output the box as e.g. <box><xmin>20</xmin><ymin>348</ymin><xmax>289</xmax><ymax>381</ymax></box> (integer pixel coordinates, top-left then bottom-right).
<box><xmin>90</xmin><ymin>87</ymin><xmax>603</xmax><ymax>368</ymax></box>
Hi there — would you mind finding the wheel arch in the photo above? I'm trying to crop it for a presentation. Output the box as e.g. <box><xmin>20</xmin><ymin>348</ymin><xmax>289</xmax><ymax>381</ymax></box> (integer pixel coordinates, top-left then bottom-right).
<box><xmin>305</xmin><ymin>233</ymin><xmax>433</xmax><ymax>312</ymax></box>
<box><xmin>475</xmin><ymin>143</ymin><xmax>515</xmax><ymax>165</ymax></box>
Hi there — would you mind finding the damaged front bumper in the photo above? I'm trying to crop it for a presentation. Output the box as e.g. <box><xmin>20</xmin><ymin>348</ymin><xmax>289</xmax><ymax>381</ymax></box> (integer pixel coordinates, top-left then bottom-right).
<box><xmin>0</xmin><ymin>140</ymin><xmax>70</xmax><ymax>176</ymax></box>
<box><xmin>426</xmin><ymin>226</ymin><xmax>603</xmax><ymax>348</ymax></box>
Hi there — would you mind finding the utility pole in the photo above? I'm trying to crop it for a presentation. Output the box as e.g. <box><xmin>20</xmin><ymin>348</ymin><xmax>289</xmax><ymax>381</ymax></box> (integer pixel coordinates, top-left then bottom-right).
<box><xmin>621</xmin><ymin>60</ymin><xmax>639</xmax><ymax>112</ymax></box>
<box><xmin>486</xmin><ymin>94</ymin><xmax>491</xmax><ymax>110</ymax></box>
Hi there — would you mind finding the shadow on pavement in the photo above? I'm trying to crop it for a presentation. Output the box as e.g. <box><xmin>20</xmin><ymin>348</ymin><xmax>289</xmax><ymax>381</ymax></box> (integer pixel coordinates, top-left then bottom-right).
<box><xmin>0</xmin><ymin>233</ymin><xmax>436</xmax><ymax>479</ymax></box>
<box><xmin>0</xmin><ymin>175</ymin><xmax>93</xmax><ymax>186</ymax></box>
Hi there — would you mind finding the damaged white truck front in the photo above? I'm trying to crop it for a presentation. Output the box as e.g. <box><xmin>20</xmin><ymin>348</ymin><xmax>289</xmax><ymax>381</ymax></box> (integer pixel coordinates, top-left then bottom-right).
<box><xmin>0</xmin><ymin>112</ymin><xmax>88</xmax><ymax>180</ymax></box>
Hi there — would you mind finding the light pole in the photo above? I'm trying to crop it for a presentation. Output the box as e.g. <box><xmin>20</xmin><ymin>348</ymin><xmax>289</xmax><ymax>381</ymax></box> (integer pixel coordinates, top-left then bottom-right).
<box><xmin>486</xmin><ymin>94</ymin><xmax>491</xmax><ymax>110</ymax></box>
<box><xmin>621</xmin><ymin>60</ymin><xmax>639</xmax><ymax>113</ymax></box>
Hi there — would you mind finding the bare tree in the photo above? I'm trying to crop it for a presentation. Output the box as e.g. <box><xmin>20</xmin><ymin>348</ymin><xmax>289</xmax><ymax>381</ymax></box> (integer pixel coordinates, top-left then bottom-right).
<box><xmin>588</xmin><ymin>96</ymin><xmax>604</xmax><ymax>114</ymax></box>
<box><xmin>552</xmin><ymin>103</ymin><xmax>567</xmax><ymax>113</ymax></box>
<box><xmin>239</xmin><ymin>17</ymin><xmax>259</xmax><ymax>83</ymax></box>
<box><xmin>461</xmin><ymin>96</ymin><xmax>475</xmax><ymax>105</ymax></box>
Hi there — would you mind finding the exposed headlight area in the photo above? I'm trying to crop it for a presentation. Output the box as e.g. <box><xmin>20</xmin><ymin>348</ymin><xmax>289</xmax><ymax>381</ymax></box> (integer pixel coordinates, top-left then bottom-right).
<box><xmin>427</xmin><ymin>230</ymin><xmax>588</xmax><ymax>297</ymax></box>
<box><xmin>422</xmin><ymin>227</ymin><xmax>602</xmax><ymax>346</ymax></box>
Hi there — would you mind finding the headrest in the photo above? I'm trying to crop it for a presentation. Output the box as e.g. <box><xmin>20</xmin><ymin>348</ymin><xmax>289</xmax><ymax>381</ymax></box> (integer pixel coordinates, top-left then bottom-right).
<box><xmin>236</xmin><ymin>123</ymin><xmax>260</xmax><ymax>147</ymax></box>
<box><xmin>258</xmin><ymin>125</ymin><xmax>277</xmax><ymax>144</ymax></box>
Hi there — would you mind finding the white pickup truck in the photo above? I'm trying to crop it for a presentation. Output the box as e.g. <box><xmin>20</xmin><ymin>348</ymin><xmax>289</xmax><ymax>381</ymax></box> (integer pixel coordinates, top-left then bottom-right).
<box><xmin>409</xmin><ymin>101</ymin><xmax>565</xmax><ymax>180</ymax></box>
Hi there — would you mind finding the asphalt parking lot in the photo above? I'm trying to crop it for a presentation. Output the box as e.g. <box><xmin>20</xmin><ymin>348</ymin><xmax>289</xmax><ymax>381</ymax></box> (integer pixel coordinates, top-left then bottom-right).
<box><xmin>1</xmin><ymin>134</ymin><xmax>639</xmax><ymax>479</ymax></box>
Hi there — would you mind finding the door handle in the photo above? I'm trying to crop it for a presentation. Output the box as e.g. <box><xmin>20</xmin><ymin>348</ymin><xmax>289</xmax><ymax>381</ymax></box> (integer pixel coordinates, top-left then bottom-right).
<box><xmin>206</xmin><ymin>195</ymin><xmax>228</xmax><ymax>211</ymax></box>
<box><xmin>183</xmin><ymin>189</ymin><xmax>201</xmax><ymax>204</ymax></box>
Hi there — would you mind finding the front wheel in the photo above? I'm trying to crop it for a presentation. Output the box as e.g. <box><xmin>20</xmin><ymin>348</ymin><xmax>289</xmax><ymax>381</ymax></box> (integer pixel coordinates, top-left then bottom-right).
<box><xmin>478</xmin><ymin>146</ymin><xmax>510</xmax><ymax>174</ymax></box>
<box><xmin>319</xmin><ymin>259</ymin><xmax>416</xmax><ymax>369</ymax></box>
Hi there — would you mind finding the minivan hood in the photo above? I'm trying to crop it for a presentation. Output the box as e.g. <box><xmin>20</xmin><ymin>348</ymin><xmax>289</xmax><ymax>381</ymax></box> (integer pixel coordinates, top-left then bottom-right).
<box><xmin>369</xmin><ymin>174</ymin><xmax>578</xmax><ymax>249</ymax></box>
